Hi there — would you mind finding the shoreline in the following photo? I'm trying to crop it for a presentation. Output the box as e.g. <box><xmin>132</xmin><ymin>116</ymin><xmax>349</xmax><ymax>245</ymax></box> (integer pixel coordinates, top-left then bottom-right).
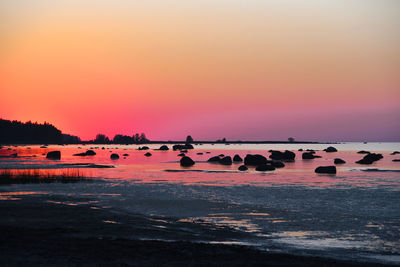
<box><xmin>0</xmin><ymin>193</ymin><xmax>388</xmax><ymax>266</ymax></box>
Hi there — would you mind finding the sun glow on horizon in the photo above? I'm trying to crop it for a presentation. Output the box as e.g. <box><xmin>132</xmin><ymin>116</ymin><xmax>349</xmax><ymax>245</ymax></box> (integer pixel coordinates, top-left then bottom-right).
<box><xmin>1</xmin><ymin>0</ymin><xmax>399</xmax><ymax>141</ymax></box>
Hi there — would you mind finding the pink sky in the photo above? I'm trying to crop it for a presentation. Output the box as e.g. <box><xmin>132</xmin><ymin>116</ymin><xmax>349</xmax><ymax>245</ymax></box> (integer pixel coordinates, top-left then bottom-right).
<box><xmin>1</xmin><ymin>0</ymin><xmax>399</xmax><ymax>141</ymax></box>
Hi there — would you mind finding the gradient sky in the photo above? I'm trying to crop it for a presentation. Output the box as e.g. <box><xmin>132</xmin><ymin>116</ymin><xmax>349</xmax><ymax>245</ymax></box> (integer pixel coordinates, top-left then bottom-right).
<box><xmin>1</xmin><ymin>0</ymin><xmax>399</xmax><ymax>141</ymax></box>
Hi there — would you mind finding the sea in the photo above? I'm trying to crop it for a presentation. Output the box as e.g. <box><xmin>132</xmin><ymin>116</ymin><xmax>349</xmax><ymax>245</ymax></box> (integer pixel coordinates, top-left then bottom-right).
<box><xmin>1</xmin><ymin>142</ymin><xmax>399</xmax><ymax>265</ymax></box>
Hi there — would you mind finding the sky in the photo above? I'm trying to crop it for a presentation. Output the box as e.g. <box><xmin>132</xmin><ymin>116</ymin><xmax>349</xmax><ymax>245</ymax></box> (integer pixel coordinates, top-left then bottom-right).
<box><xmin>1</xmin><ymin>0</ymin><xmax>399</xmax><ymax>141</ymax></box>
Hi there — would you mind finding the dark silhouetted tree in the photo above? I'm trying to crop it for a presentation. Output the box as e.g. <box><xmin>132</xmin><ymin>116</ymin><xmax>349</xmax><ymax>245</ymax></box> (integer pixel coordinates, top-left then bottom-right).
<box><xmin>185</xmin><ymin>135</ymin><xmax>193</xmax><ymax>144</ymax></box>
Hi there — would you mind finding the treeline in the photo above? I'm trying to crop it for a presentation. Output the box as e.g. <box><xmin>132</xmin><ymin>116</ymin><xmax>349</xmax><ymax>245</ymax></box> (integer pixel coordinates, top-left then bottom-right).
<box><xmin>90</xmin><ymin>133</ymin><xmax>150</xmax><ymax>144</ymax></box>
<box><xmin>0</xmin><ymin>119</ymin><xmax>80</xmax><ymax>144</ymax></box>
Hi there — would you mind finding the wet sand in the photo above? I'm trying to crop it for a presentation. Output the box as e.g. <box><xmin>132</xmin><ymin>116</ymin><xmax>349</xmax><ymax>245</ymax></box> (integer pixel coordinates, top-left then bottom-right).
<box><xmin>0</xmin><ymin>193</ymin><xmax>383</xmax><ymax>266</ymax></box>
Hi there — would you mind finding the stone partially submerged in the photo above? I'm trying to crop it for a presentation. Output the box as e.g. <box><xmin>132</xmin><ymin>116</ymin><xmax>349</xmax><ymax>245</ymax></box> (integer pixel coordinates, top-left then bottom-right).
<box><xmin>180</xmin><ymin>156</ymin><xmax>195</xmax><ymax>167</ymax></box>
<box><xmin>244</xmin><ymin>154</ymin><xmax>268</xmax><ymax>166</ymax></box>
<box><xmin>46</xmin><ymin>151</ymin><xmax>61</xmax><ymax>160</ymax></box>
<box><xmin>315</xmin><ymin>166</ymin><xmax>336</xmax><ymax>174</ymax></box>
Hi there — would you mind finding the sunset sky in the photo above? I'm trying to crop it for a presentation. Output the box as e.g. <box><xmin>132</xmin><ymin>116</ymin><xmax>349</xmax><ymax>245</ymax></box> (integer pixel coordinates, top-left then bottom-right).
<box><xmin>1</xmin><ymin>0</ymin><xmax>399</xmax><ymax>141</ymax></box>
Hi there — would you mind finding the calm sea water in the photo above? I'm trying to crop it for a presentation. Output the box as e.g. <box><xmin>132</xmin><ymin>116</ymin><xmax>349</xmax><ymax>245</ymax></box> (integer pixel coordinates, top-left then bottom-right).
<box><xmin>1</xmin><ymin>143</ymin><xmax>400</xmax><ymax>264</ymax></box>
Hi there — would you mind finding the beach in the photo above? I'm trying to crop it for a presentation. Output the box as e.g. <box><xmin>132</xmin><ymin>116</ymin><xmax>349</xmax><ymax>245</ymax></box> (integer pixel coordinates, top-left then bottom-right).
<box><xmin>0</xmin><ymin>143</ymin><xmax>399</xmax><ymax>266</ymax></box>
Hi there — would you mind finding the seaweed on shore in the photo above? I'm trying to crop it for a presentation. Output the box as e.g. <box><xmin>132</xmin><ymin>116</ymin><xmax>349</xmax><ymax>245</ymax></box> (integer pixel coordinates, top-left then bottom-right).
<box><xmin>0</xmin><ymin>169</ymin><xmax>90</xmax><ymax>185</ymax></box>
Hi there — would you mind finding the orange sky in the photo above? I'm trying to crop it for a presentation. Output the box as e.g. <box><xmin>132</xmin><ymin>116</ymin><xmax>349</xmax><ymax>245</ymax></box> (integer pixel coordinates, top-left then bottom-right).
<box><xmin>1</xmin><ymin>0</ymin><xmax>399</xmax><ymax>141</ymax></box>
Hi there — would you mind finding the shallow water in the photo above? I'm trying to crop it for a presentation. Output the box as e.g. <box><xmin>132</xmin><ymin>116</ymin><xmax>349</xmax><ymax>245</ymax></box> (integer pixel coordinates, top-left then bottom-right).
<box><xmin>1</xmin><ymin>143</ymin><xmax>399</xmax><ymax>264</ymax></box>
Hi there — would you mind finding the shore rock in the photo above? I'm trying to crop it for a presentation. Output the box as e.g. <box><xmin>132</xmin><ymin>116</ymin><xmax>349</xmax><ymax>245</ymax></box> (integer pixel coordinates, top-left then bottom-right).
<box><xmin>180</xmin><ymin>156</ymin><xmax>195</xmax><ymax>167</ymax></box>
<box><xmin>219</xmin><ymin>156</ymin><xmax>232</xmax><ymax>165</ymax></box>
<box><xmin>233</xmin><ymin>155</ymin><xmax>243</xmax><ymax>162</ymax></box>
<box><xmin>159</xmin><ymin>145</ymin><xmax>169</xmax><ymax>151</ymax></box>
<box><xmin>271</xmin><ymin>161</ymin><xmax>285</xmax><ymax>168</ymax></box>
<box><xmin>356</xmin><ymin>153</ymin><xmax>383</xmax><ymax>164</ymax></box>
<box><xmin>302</xmin><ymin>152</ymin><xmax>318</xmax><ymax>159</ymax></box>
<box><xmin>324</xmin><ymin>146</ymin><xmax>338</xmax><ymax>153</ymax></box>
<box><xmin>315</xmin><ymin>166</ymin><xmax>336</xmax><ymax>174</ymax></box>
<box><xmin>207</xmin><ymin>156</ymin><xmax>221</xmax><ymax>162</ymax></box>
<box><xmin>110</xmin><ymin>154</ymin><xmax>119</xmax><ymax>160</ymax></box>
<box><xmin>46</xmin><ymin>151</ymin><xmax>61</xmax><ymax>160</ymax></box>
<box><xmin>138</xmin><ymin>146</ymin><xmax>149</xmax><ymax>150</ymax></box>
<box><xmin>238</xmin><ymin>165</ymin><xmax>248</xmax><ymax>171</ymax></box>
<box><xmin>334</xmin><ymin>158</ymin><xmax>346</xmax><ymax>164</ymax></box>
<box><xmin>255</xmin><ymin>164</ymin><xmax>275</xmax><ymax>172</ymax></box>
<box><xmin>244</xmin><ymin>154</ymin><xmax>268</xmax><ymax>166</ymax></box>
<box><xmin>269</xmin><ymin>150</ymin><xmax>295</xmax><ymax>161</ymax></box>
<box><xmin>173</xmin><ymin>144</ymin><xmax>194</xmax><ymax>151</ymax></box>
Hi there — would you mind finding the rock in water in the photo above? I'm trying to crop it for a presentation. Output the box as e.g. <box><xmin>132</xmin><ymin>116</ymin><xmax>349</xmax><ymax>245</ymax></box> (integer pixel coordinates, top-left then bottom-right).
<box><xmin>173</xmin><ymin>144</ymin><xmax>194</xmax><ymax>151</ymax></box>
<box><xmin>324</xmin><ymin>146</ymin><xmax>338</xmax><ymax>153</ymax></box>
<box><xmin>238</xmin><ymin>165</ymin><xmax>248</xmax><ymax>171</ymax></box>
<box><xmin>144</xmin><ymin>152</ymin><xmax>152</xmax><ymax>157</ymax></box>
<box><xmin>244</xmin><ymin>154</ymin><xmax>268</xmax><ymax>166</ymax></box>
<box><xmin>207</xmin><ymin>156</ymin><xmax>221</xmax><ymax>162</ymax></box>
<box><xmin>315</xmin><ymin>166</ymin><xmax>336</xmax><ymax>174</ymax></box>
<box><xmin>85</xmin><ymin>150</ymin><xmax>96</xmax><ymax>156</ymax></box>
<box><xmin>357</xmin><ymin>150</ymin><xmax>370</xmax><ymax>154</ymax></box>
<box><xmin>219</xmin><ymin>156</ymin><xmax>232</xmax><ymax>165</ymax></box>
<box><xmin>255</xmin><ymin>164</ymin><xmax>275</xmax><ymax>171</ymax></box>
<box><xmin>180</xmin><ymin>156</ymin><xmax>195</xmax><ymax>167</ymax></box>
<box><xmin>233</xmin><ymin>154</ymin><xmax>243</xmax><ymax>162</ymax></box>
<box><xmin>302</xmin><ymin>152</ymin><xmax>317</xmax><ymax>159</ymax></box>
<box><xmin>110</xmin><ymin>153</ymin><xmax>119</xmax><ymax>159</ymax></box>
<box><xmin>334</xmin><ymin>158</ymin><xmax>346</xmax><ymax>164</ymax></box>
<box><xmin>269</xmin><ymin>150</ymin><xmax>295</xmax><ymax>161</ymax></box>
<box><xmin>46</xmin><ymin>151</ymin><xmax>61</xmax><ymax>160</ymax></box>
<box><xmin>356</xmin><ymin>153</ymin><xmax>383</xmax><ymax>164</ymax></box>
<box><xmin>271</xmin><ymin>161</ymin><xmax>285</xmax><ymax>168</ymax></box>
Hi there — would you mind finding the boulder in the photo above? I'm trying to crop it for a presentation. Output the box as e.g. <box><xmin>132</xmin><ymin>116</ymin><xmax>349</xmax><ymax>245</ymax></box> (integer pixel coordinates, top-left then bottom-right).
<box><xmin>233</xmin><ymin>154</ymin><xmax>243</xmax><ymax>162</ymax></box>
<box><xmin>85</xmin><ymin>150</ymin><xmax>96</xmax><ymax>156</ymax></box>
<box><xmin>271</xmin><ymin>161</ymin><xmax>285</xmax><ymax>168</ymax></box>
<box><xmin>356</xmin><ymin>153</ymin><xmax>383</xmax><ymax>164</ymax></box>
<box><xmin>46</xmin><ymin>151</ymin><xmax>61</xmax><ymax>160</ymax></box>
<box><xmin>357</xmin><ymin>150</ymin><xmax>370</xmax><ymax>154</ymax></box>
<box><xmin>218</xmin><ymin>154</ymin><xmax>225</xmax><ymax>157</ymax></box>
<box><xmin>334</xmin><ymin>158</ymin><xmax>346</xmax><ymax>164</ymax></box>
<box><xmin>244</xmin><ymin>154</ymin><xmax>268</xmax><ymax>166</ymax></box>
<box><xmin>255</xmin><ymin>164</ymin><xmax>275</xmax><ymax>172</ymax></box>
<box><xmin>74</xmin><ymin>150</ymin><xmax>96</xmax><ymax>156</ymax></box>
<box><xmin>207</xmin><ymin>156</ymin><xmax>221</xmax><ymax>162</ymax></box>
<box><xmin>197</xmin><ymin>152</ymin><xmax>203</xmax><ymax>155</ymax></box>
<box><xmin>144</xmin><ymin>152</ymin><xmax>152</xmax><ymax>157</ymax></box>
<box><xmin>302</xmin><ymin>152</ymin><xmax>318</xmax><ymax>159</ymax></box>
<box><xmin>138</xmin><ymin>146</ymin><xmax>149</xmax><ymax>150</ymax></box>
<box><xmin>110</xmin><ymin>153</ymin><xmax>119</xmax><ymax>160</ymax></box>
<box><xmin>159</xmin><ymin>145</ymin><xmax>169</xmax><ymax>151</ymax></box>
<box><xmin>219</xmin><ymin>156</ymin><xmax>232</xmax><ymax>165</ymax></box>
<box><xmin>390</xmin><ymin>151</ymin><xmax>400</xmax><ymax>155</ymax></box>
<box><xmin>173</xmin><ymin>144</ymin><xmax>194</xmax><ymax>151</ymax></box>
<box><xmin>177</xmin><ymin>153</ymin><xmax>186</xmax><ymax>157</ymax></box>
<box><xmin>392</xmin><ymin>159</ymin><xmax>400</xmax><ymax>162</ymax></box>
<box><xmin>269</xmin><ymin>150</ymin><xmax>295</xmax><ymax>161</ymax></box>
<box><xmin>123</xmin><ymin>154</ymin><xmax>129</xmax><ymax>156</ymax></box>
<box><xmin>298</xmin><ymin>149</ymin><xmax>303</xmax><ymax>151</ymax></box>
<box><xmin>180</xmin><ymin>156</ymin><xmax>195</xmax><ymax>167</ymax></box>
<box><xmin>73</xmin><ymin>152</ymin><xmax>87</xmax><ymax>156</ymax></box>
<box><xmin>315</xmin><ymin>166</ymin><xmax>336</xmax><ymax>174</ymax></box>
<box><xmin>238</xmin><ymin>165</ymin><xmax>248</xmax><ymax>171</ymax></box>
<box><xmin>324</xmin><ymin>146</ymin><xmax>337</xmax><ymax>153</ymax></box>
